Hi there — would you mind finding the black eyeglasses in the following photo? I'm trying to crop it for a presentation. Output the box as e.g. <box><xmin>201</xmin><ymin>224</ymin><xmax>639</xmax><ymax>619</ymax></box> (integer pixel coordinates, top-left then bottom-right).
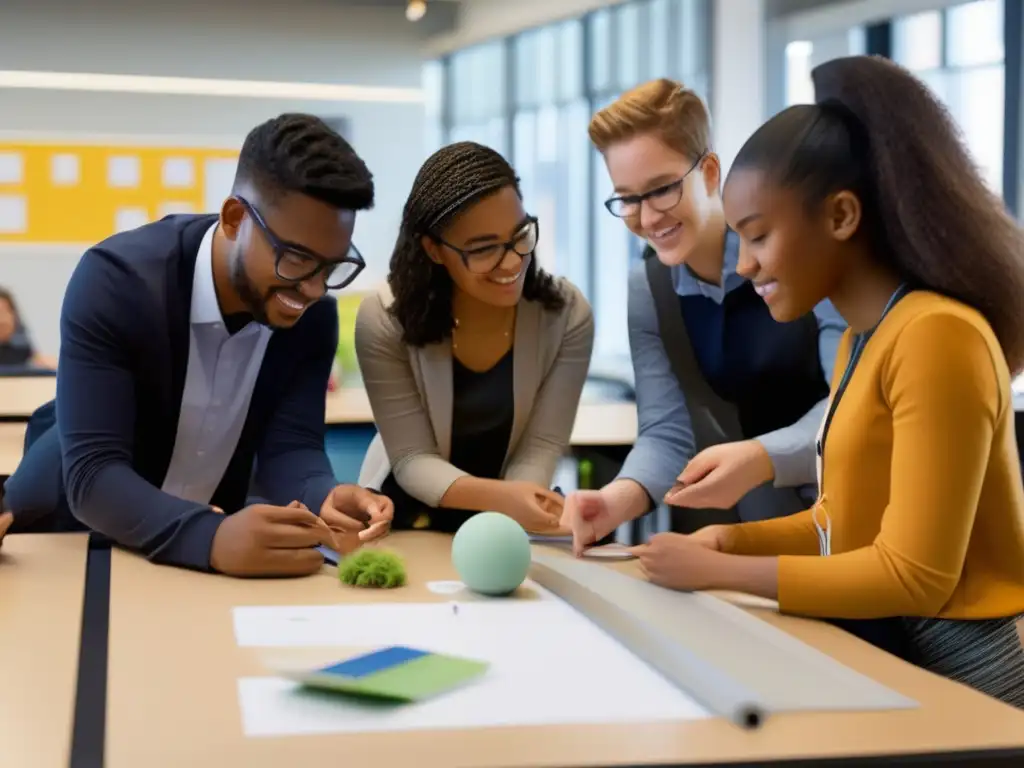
<box><xmin>604</xmin><ymin>152</ymin><xmax>706</xmax><ymax>218</ymax></box>
<box><xmin>236</xmin><ymin>196</ymin><xmax>365</xmax><ymax>290</ymax></box>
<box><xmin>431</xmin><ymin>216</ymin><xmax>539</xmax><ymax>275</ymax></box>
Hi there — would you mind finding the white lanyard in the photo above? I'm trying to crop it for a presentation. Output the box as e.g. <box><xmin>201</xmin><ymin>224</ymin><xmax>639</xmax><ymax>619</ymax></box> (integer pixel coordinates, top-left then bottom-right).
<box><xmin>813</xmin><ymin>284</ymin><xmax>910</xmax><ymax>557</ymax></box>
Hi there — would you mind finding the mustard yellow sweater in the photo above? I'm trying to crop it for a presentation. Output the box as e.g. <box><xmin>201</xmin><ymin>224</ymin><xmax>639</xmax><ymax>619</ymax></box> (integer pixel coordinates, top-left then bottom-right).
<box><xmin>723</xmin><ymin>291</ymin><xmax>1024</xmax><ymax>620</ymax></box>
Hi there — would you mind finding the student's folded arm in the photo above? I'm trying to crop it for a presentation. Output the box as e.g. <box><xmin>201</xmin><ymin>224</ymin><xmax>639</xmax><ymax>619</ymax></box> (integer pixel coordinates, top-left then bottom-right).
<box><xmin>614</xmin><ymin>263</ymin><xmax>697</xmax><ymax>510</ymax></box>
<box><xmin>254</xmin><ymin>300</ymin><xmax>339</xmax><ymax>514</ymax></box>
<box><xmin>773</xmin><ymin>313</ymin><xmax>999</xmax><ymax>619</ymax></box>
<box><xmin>720</xmin><ymin>509</ymin><xmax>820</xmax><ymax>556</ymax></box>
<box><xmin>57</xmin><ymin>249</ymin><xmax>224</xmax><ymax>570</ymax></box>
<box><xmin>354</xmin><ymin>296</ymin><xmax>474</xmax><ymax>508</ymax></box>
<box><xmin>755</xmin><ymin>299</ymin><xmax>846</xmax><ymax>488</ymax></box>
<box><xmin>503</xmin><ymin>287</ymin><xmax>594</xmax><ymax>487</ymax></box>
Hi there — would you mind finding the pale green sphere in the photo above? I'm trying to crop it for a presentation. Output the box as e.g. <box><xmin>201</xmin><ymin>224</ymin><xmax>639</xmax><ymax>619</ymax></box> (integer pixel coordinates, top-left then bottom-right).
<box><xmin>451</xmin><ymin>512</ymin><xmax>532</xmax><ymax>596</ymax></box>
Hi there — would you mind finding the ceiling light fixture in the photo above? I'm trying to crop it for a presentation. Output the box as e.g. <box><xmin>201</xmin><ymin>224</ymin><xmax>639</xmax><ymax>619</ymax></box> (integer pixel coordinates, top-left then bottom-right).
<box><xmin>406</xmin><ymin>0</ymin><xmax>427</xmax><ymax>22</ymax></box>
<box><xmin>0</xmin><ymin>69</ymin><xmax>424</xmax><ymax>103</ymax></box>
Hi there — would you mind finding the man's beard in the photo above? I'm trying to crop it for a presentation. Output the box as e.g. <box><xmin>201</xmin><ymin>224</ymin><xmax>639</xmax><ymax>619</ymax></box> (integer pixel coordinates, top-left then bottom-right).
<box><xmin>229</xmin><ymin>245</ymin><xmax>275</xmax><ymax>327</ymax></box>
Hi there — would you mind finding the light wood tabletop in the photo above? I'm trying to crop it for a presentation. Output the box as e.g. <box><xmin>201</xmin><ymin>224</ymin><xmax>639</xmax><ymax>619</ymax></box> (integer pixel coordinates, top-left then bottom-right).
<box><xmin>0</xmin><ymin>533</ymin><xmax>88</xmax><ymax>768</ymax></box>
<box><xmin>104</xmin><ymin>532</ymin><xmax>1024</xmax><ymax>768</ymax></box>
<box><xmin>0</xmin><ymin>422</ymin><xmax>26</xmax><ymax>475</ymax></box>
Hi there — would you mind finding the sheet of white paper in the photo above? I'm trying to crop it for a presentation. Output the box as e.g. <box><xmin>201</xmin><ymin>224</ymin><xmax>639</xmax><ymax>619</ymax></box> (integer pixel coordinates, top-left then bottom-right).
<box><xmin>233</xmin><ymin>582</ymin><xmax>558</xmax><ymax>649</ymax></box>
<box><xmin>234</xmin><ymin>597</ymin><xmax>707</xmax><ymax>737</ymax></box>
<box><xmin>162</xmin><ymin>158</ymin><xmax>194</xmax><ymax>188</ymax></box>
<box><xmin>108</xmin><ymin>156</ymin><xmax>140</xmax><ymax>188</ymax></box>
<box><xmin>50</xmin><ymin>154</ymin><xmax>80</xmax><ymax>186</ymax></box>
<box><xmin>0</xmin><ymin>153</ymin><xmax>23</xmax><ymax>184</ymax></box>
<box><xmin>0</xmin><ymin>195</ymin><xmax>27</xmax><ymax>233</ymax></box>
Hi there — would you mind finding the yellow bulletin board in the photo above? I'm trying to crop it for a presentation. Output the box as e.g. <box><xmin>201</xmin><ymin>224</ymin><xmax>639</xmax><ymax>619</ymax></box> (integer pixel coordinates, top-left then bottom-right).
<box><xmin>335</xmin><ymin>290</ymin><xmax>371</xmax><ymax>385</ymax></box>
<box><xmin>0</xmin><ymin>141</ymin><xmax>239</xmax><ymax>244</ymax></box>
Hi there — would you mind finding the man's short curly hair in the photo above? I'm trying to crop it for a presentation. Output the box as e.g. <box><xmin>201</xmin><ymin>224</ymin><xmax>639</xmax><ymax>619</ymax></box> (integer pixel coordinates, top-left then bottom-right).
<box><xmin>233</xmin><ymin>113</ymin><xmax>374</xmax><ymax>211</ymax></box>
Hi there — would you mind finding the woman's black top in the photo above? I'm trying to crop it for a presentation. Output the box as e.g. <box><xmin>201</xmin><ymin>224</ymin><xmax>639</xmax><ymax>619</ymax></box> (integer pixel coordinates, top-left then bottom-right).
<box><xmin>383</xmin><ymin>349</ymin><xmax>514</xmax><ymax>533</ymax></box>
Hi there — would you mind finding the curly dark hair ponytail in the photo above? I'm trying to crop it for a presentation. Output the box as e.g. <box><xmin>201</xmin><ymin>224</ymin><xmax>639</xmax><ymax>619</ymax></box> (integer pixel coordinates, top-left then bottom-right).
<box><xmin>388</xmin><ymin>141</ymin><xmax>565</xmax><ymax>346</ymax></box>
<box><xmin>730</xmin><ymin>55</ymin><xmax>1024</xmax><ymax>373</ymax></box>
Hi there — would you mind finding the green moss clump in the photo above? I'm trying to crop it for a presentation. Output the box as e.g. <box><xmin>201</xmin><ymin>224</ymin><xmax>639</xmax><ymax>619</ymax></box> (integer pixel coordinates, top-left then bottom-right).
<box><xmin>338</xmin><ymin>549</ymin><xmax>407</xmax><ymax>589</ymax></box>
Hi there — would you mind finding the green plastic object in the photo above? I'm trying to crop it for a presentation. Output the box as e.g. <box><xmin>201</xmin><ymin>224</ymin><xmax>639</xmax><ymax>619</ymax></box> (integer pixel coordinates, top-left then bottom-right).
<box><xmin>338</xmin><ymin>549</ymin><xmax>407</xmax><ymax>588</ymax></box>
<box><xmin>451</xmin><ymin>512</ymin><xmax>532</xmax><ymax>596</ymax></box>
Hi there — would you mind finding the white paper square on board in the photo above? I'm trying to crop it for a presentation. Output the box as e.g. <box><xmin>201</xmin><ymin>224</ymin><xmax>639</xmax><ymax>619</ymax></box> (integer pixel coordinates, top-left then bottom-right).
<box><xmin>162</xmin><ymin>157</ymin><xmax>194</xmax><ymax>188</ymax></box>
<box><xmin>0</xmin><ymin>153</ymin><xmax>23</xmax><ymax>185</ymax></box>
<box><xmin>108</xmin><ymin>156</ymin><xmax>140</xmax><ymax>188</ymax></box>
<box><xmin>114</xmin><ymin>207</ymin><xmax>149</xmax><ymax>233</ymax></box>
<box><xmin>204</xmin><ymin>158</ymin><xmax>238</xmax><ymax>212</ymax></box>
<box><xmin>158</xmin><ymin>201</ymin><xmax>195</xmax><ymax>217</ymax></box>
<box><xmin>50</xmin><ymin>154</ymin><xmax>80</xmax><ymax>186</ymax></box>
<box><xmin>0</xmin><ymin>195</ymin><xmax>27</xmax><ymax>233</ymax></box>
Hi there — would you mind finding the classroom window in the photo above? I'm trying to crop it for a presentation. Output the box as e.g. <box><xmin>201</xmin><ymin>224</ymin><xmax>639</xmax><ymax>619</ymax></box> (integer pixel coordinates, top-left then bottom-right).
<box><xmin>429</xmin><ymin>0</ymin><xmax>711</xmax><ymax>376</ymax></box>
<box><xmin>591</xmin><ymin>139</ymin><xmax>633</xmax><ymax>363</ymax></box>
<box><xmin>891</xmin><ymin>0</ymin><xmax>1005</xmax><ymax>196</ymax></box>
<box><xmin>675</xmin><ymin>0</ymin><xmax>709</xmax><ymax>80</ymax></box>
<box><xmin>892</xmin><ymin>11</ymin><xmax>943</xmax><ymax>71</ymax></box>
<box><xmin>616</xmin><ymin>3</ymin><xmax>642</xmax><ymax>90</ymax></box>
<box><xmin>422</xmin><ymin>60</ymin><xmax>445</xmax><ymax>156</ymax></box>
<box><xmin>946</xmin><ymin>0</ymin><xmax>1004</xmax><ymax>68</ymax></box>
<box><xmin>559</xmin><ymin>20</ymin><xmax>585</xmax><ymax>102</ymax></box>
<box><xmin>647</xmin><ymin>0</ymin><xmax>672</xmax><ymax>81</ymax></box>
<box><xmin>587</xmin><ymin>10</ymin><xmax>614</xmax><ymax>95</ymax></box>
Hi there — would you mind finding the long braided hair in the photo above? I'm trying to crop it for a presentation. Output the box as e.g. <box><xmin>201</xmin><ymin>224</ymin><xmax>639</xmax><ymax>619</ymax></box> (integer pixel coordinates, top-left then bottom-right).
<box><xmin>387</xmin><ymin>141</ymin><xmax>565</xmax><ymax>346</ymax></box>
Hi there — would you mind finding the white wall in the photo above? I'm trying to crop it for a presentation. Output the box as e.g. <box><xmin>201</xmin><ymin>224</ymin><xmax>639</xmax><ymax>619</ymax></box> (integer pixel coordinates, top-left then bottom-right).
<box><xmin>711</xmin><ymin>0</ymin><xmax>767</xmax><ymax>176</ymax></box>
<box><xmin>0</xmin><ymin>0</ymin><xmax>428</xmax><ymax>355</ymax></box>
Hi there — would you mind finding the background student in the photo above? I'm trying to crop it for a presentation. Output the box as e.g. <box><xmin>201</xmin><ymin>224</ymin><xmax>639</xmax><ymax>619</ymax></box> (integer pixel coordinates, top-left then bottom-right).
<box><xmin>356</xmin><ymin>141</ymin><xmax>594</xmax><ymax>534</ymax></box>
<box><xmin>2</xmin><ymin>114</ymin><xmax>392</xmax><ymax>575</ymax></box>
<box><xmin>0</xmin><ymin>287</ymin><xmax>56</xmax><ymax>370</ymax></box>
<box><xmin>625</xmin><ymin>55</ymin><xmax>1024</xmax><ymax>708</ymax></box>
<box><xmin>564</xmin><ymin>79</ymin><xmax>844</xmax><ymax>545</ymax></box>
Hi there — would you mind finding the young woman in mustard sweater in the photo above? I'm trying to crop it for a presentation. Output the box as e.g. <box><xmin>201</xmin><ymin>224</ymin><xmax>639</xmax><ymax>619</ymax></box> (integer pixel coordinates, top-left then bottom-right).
<box><xmin>580</xmin><ymin>55</ymin><xmax>1024</xmax><ymax>706</ymax></box>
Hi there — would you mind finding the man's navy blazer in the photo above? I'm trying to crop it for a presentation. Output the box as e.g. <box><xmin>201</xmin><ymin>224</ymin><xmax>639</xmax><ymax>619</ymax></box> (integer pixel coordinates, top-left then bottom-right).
<box><xmin>4</xmin><ymin>214</ymin><xmax>340</xmax><ymax>570</ymax></box>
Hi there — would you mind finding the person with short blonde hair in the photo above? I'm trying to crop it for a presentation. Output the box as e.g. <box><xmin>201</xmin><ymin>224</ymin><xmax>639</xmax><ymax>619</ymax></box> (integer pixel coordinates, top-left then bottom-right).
<box><xmin>564</xmin><ymin>78</ymin><xmax>844</xmax><ymax>553</ymax></box>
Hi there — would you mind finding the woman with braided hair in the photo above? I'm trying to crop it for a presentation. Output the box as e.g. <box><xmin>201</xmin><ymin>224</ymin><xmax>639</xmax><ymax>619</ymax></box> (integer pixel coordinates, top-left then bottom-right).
<box><xmin>630</xmin><ymin>56</ymin><xmax>1024</xmax><ymax>707</ymax></box>
<box><xmin>355</xmin><ymin>141</ymin><xmax>594</xmax><ymax>534</ymax></box>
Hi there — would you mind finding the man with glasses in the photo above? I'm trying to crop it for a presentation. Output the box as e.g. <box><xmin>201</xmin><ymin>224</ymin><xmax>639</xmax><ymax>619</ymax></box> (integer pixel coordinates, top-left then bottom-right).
<box><xmin>1</xmin><ymin>114</ymin><xmax>393</xmax><ymax>575</ymax></box>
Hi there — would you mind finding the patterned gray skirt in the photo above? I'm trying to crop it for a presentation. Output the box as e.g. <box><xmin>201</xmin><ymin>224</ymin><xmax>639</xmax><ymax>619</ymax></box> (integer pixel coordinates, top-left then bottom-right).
<box><xmin>903</xmin><ymin>614</ymin><xmax>1024</xmax><ymax>708</ymax></box>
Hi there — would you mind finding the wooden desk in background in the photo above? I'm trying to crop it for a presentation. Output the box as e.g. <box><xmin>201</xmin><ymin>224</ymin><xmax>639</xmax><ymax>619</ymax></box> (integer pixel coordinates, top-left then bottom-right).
<box><xmin>0</xmin><ymin>380</ymin><xmax>637</xmax><ymax>475</ymax></box>
<box><xmin>326</xmin><ymin>387</ymin><xmax>637</xmax><ymax>445</ymax></box>
<box><xmin>103</xmin><ymin>532</ymin><xmax>1024</xmax><ymax>768</ymax></box>
<box><xmin>0</xmin><ymin>422</ymin><xmax>26</xmax><ymax>476</ymax></box>
<box><xmin>0</xmin><ymin>534</ymin><xmax>89</xmax><ymax>768</ymax></box>
<box><xmin>0</xmin><ymin>375</ymin><xmax>56</xmax><ymax>421</ymax></box>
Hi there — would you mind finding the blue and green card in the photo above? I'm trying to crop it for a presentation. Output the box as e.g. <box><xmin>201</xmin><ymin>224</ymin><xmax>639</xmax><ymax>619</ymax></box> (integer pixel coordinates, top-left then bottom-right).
<box><xmin>289</xmin><ymin>646</ymin><xmax>489</xmax><ymax>702</ymax></box>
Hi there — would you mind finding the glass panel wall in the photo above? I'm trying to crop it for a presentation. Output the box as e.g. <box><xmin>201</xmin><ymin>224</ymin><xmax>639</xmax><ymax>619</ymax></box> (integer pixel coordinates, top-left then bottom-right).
<box><xmin>425</xmin><ymin>0</ymin><xmax>712</xmax><ymax>375</ymax></box>
<box><xmin>892</xmin><ymin>0</ymin><xmax>1005</xmax><ymax>195</ymax></box>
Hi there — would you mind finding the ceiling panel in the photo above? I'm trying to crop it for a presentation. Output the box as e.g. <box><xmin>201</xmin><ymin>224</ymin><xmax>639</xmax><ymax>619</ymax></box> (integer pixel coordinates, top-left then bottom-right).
<box><xmin>328</xmin><ymin>0</ymin><xmax>458</xmax><ymax>5</ymax></box>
